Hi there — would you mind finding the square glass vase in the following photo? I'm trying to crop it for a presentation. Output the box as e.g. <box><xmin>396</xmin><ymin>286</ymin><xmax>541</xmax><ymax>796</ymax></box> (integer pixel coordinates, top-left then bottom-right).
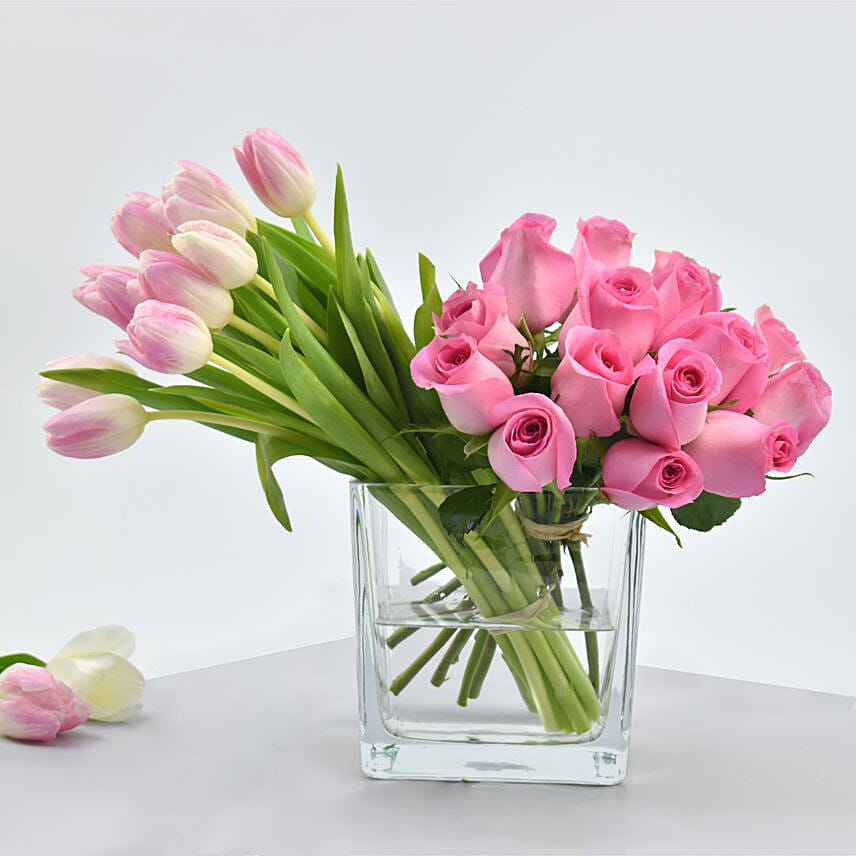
<box><xmin>350</xmin><ymin>482</ymin><xmax>646</xmax><ymax>786</ymax></box>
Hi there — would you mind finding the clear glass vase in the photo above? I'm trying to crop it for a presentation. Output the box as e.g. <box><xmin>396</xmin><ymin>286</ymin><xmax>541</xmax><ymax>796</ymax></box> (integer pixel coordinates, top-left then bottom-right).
<box><xmin>350</xmin><ymin>482</ymin><xmax>646</xmax><ymax>785</ymax></box>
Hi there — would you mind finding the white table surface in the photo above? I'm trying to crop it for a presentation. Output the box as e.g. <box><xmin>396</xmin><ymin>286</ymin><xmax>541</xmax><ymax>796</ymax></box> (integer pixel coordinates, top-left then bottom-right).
<box><xmin>1</xmin><ymin>638</ymin><xmax>854</xmax><ymax>856</ymax></box>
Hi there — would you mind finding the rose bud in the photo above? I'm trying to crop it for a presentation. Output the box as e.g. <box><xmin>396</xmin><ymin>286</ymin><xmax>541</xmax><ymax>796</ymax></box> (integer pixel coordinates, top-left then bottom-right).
<box><xmin>410</xmin><ymin>334</ymin><xmax>513</xmax><ymax>435</ymax></box>
<box><xmin>117</xmin><ymin>300</ymin><xmax>213</xmax><ymax>374</ymax></box>
<box><xmin>552</xmin><ymin>326</ymin><xmax>636</xmax><ymax>437</ymax></box>
<box><xmin>110</xmin><ymin>192</ymin><xmax>174</xmax><ymax>258</ymax></box>
<box><xmin>751</xmin><ymin>361</ymin><xmax>831</xmax><ymax>455</ymax></box>
<box><xmin>43</xmin><ymin>394</ymin><xmax>147</xmax><ymax>459</ymax></box>
<box><xmin>561</xmin><ymin>262</ymin><xmax>661</xmax><ymax>362</ymax></box>
<box><xmin>753</xmin><ymin>305</ymin><xmax>805</xmax><ymax>374</ymax></box>
<box><xmin>138</xmin><ymin>250</ymin><xmax>234</xmax><ymax>329</ymax></box>
<box><xmin>37</xmin><ymin>354</ymin><xmax>138</xmax><ymax>410</ymax></box>
<box><xmin>234</xmin><ymin>127</ymin><xmax>317</xmax><ymax>218</ymax></box>
<box><xmin>651</xmin><ymin>251</ymin><xmax>722</xmax><ymax>348</ymax></box>
<box><xmin>684</xmin><ymin>411</ymin><xmax>798</xmax><ymax>498</ymax></box>
<box><xmin>73</xmin><ymin>265</ymin><xmax>147</xmax><ymax>329</ymax></box>
<box><xmin>488</xmin><ymin>393</ymin><xmax>576</xmax><ymax>492</ymax></box>
<box><xmin>670</xmin><ymin>311</ymin><xmax>770</xmax><ymax>412</ymax></box>
<box><xmin>0</xmin><ymin>664</ymin><xmax>90</xmax><ymax>742</ymax></box>
<box><xmin>171</xmin><ymin>220</ymin><xmax>258</xmax><ymax>290</ymax></box>
<box><xmin>602</xmin><ymin>438</ymin><xmax>704</xmax><ymax>511</ymax></box>
<box><xmin>479</xmin><ymin>213</ymin><xmax>577</xmax><ymax>332</ymax></box>
<box><xmin>47</xmin><ymin>625</ymin><xmax>144</xmax><ymax>723</ymax></box>
<box><xmin>570</xmin><ymin>216</ymin><xmax>635</xmax><ymax>275</ymax></box>
<box><xmin>433</xmin><ymin>282</ymin><xmax>528</xmax><ymax>376</ymax></box>
<box><xmin>162</xmin><ymin>160</ymin><xmax>257</xmax><ymax>235</ymax></box>
<box><xmin>629</xmin><ymin>338</ymin><xmax>722</xmax><ymax>449</ymax></box>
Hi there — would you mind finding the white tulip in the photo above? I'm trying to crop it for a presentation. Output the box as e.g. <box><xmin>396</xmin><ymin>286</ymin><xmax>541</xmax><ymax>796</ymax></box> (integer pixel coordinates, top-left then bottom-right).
<box><xmin>47</xmin><ymin>625</ymin><xmax>144</xmax><ymax>723</ymax></box>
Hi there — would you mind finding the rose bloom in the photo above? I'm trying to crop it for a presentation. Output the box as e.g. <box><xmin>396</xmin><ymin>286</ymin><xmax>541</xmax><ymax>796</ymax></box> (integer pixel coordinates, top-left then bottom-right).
<box><xmin>753</xmin><ymin>305</ymin><xmax>805</xmax><ymax>374</ymax></box>
<box><xmin>433</xmin><ymin>282</ymin><xmax>527</xmax><ymax>376</ymax></box>
<box><xmin>570</xmin><ymin>215</ymin><xmax>635</xmax><ymax>275</ymax></box>
<box><xmin>488</xmin><ymin>393</ymin><xmax>576</xmax><ymax>492</ymax></box>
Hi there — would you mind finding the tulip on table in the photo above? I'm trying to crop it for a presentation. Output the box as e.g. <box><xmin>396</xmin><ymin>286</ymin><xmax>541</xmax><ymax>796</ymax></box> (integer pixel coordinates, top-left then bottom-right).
<box><xmin>38</xmin><ymin>127</ymin><xmax>832</xmax><ymax>737</ymax></box>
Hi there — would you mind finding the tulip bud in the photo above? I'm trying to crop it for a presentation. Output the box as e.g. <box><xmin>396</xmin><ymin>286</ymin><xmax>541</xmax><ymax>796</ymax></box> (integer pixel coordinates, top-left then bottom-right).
<box><xmin>37</xmin><ymin>354</ymin><xmax>138</xmax><ymax>410</ymax></box>
<box><xmin>43</xmin><ymin>394</ymin><xmax>147</xmax><ymax>459</ymax></box>
<box><xmin>234</xmin><ymin>128</ymin><xmax>316</xmax><ymax>217</ymax></box>
<box><xmin>0</xmin><ymin>664</ymin><xmax>90</xmax><ymax>741</ymax></box>
<box><xmin>73</xmin><ymin>265</ymin><xmax>147</xmax><ymax>329</ymax></box>
<box><xmin>117</xmin><ymin>300</ymin><xmax>213</xmax><ymax>373</ymax></box>
<box><xmin>47</xmin><ymin>625</ymin><xmax>144</xmax><ymax>723</ymax></box>
<box><xmin>138</xmin><ymin>250</ymin><xmax>233</xmax><ymax>329</ymax></box>
<box><xmin>170</xmin><ymin>220</ymin><xmax>257</xmax><ymax>290</ymax></box>
<box><xmin>110</xmin><ymin>192</ymin><xmax>174</xmax><ymax>257</ymax></box>
<box><xmin>162</xmin><ymin>160</ymin><xmax>257</xmax><ymax>235</ymax></box>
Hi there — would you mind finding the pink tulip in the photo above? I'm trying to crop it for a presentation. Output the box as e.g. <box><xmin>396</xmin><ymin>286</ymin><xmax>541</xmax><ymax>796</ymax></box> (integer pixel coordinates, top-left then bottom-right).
<box><xmin>171</xmin><ymin>220</ymin><xmax>257</xmax><ymax>290</ymax></box>
<box><xmin>684</xmin><ymin>411</ymin><xmax>798</xmax><ymax>497</ymax></box>
<box><xmin>488</xmin><ymin>393</ymin><xmax>576</xmax><ymax>492</ymax></box>
<box><xmin>602</xmin><ymin>439</ymin><xmax>704</xmax><ymax>511</ymax></box>
<box><xmin>629</xmin><ymin>339</ymin><xmax>722</xmax><ymax>449</ymax></box>
<box><xmin>570</xmin><ymin>216</ymin><xmax>635</xmax><ymax>275</ymax></box>
<box><xmin>0</xmin><ymin>664</ymin><xmax>90</xmax><ymax>741</ymax></box>
<box><xmin>751</xmin><ymin>361</ymin><xmax>831</xmax><ymax>455</ymax></box>
<box><xmin>651</xmin><ymin>251</ymin><xmax>722</xmax><ymax>348</ymax></box>
<box><xmin>410</xmin><ymin>334</ymin><xmax>513</xmax><ymax>435</ymax></box>
<box><xmin>753</xmin><ymin>305</ymin><xmax>805</xmax><ymax>374</ymax></box>
<box><xmin>110</xmin><ymin>192</ymin><xmax>174</xmax><ymax>258</ymax></box>
<box><xmin>37</xmin><ymin>354</ymin><xmax>137</xmax><ymax>410</ymax></box>
<box><xmin>138</xmin><ymin>250</ymin><xmax>234</xmax><ymax>329</ymax></box>
<box><xmin>551</xmin><ymin>326</ymin><xmax>636</xmax><ymax>437</ymax></box>
<box><xmin>670</xmin><ymin>311</ymin><xmax>770</xmax><ymax>411</ymax></box>
<box><xmin>234</xmin><ymin>128</ymin><xmax>317</xmax><ymax>218</ymax></box>
<box><xmin>118</xmin><ymin>300</ymin><xmax>213</xmax><ymax>374</ymax></box>
<box><xmin>433</xmin><ymin>282</ymin><xmax>528</xmax><ymax>376</ymax></box>
<box><xmin>561</xmin><ymin>262</ymin><xmax>661</xmax><ymax>362</ymax></box>
<box><xmin>44</xmin><ymin>394</ymin><xmax>147</xmax><ymax>459</ymax></box>
<box><xmin>73</xmin><ymin>265</ymin><xmax>148</xmax><ymax>329</ymax></box>
<box><xmin>479</xmin><ymin>213</ymin><xmax>577</xmax><ymax>332</ymax></box>
<box><xmin>162</xmin><ymin>160</ymin><xmax>257</xmax><ymax>235</ymax></box>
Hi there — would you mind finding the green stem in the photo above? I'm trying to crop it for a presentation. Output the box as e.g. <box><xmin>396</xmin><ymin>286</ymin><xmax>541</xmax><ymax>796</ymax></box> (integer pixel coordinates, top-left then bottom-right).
<box><xmin>390</xmin><ymin>628</ymin><xmax>455</xmax><ymax>695</ymax></box>
<box><xmin>457</xmin><ymin>629</ymin><xmax>489</xmax><ymax>706</ymax></box>
<box><xmin>468</xmin><ymin>633</ymin><xmax>497</xmax><ymax>699</ymax></box>
<box><xmin>569</xmin><ymin>539</ymin><xmax>600</xmax><ymax>694</ymax></box>
<box><xmin>227</xmin><ymin>316</ymin><xmax>280</xmax><ymax>352</ymax></box>
<box><xmin>430</xmin><ymin>628</ymin><xmax>474</xmax><ymax>687</ymax></box>
<box><xmin>410</xmin><ymin>561</ymin><xmax>446</xmax><ymax>586</ymax></box>
<box><xmin>386</xmin><ymin>626</ymin><xmax>418</xmax><ymax>649</ymax></box>
<box><xmin>302</xmin><ymin>209</ymin><xmax>337</xmax><ymax>261</ymax></box>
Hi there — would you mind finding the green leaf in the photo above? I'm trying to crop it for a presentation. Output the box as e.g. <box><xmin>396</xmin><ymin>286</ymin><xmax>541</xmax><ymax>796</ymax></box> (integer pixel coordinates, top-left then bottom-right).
<box><xmin>365</xmin><ymin>248</ymin><xmax>395</xmax><ymax>303</ymax></box>
<box><xmin>290</xmin><ymin>216</ymin><xmax>315</xmax><ymax>243</ymax></box>
<box><xmin>672</xmin><ymin>491</ymin><xmax>741</xmax><ymax>532</ymax></box>
<box><xmin>480</xmin><ymin>482</ymin><xmax>519</xmax><ymax>534</ymax></box>
<box><xmin>640</xmin><ymin>507</ymin><xmax>683</xmax><ymax>547</ymax></box>
<box><xmin>438</xmin><ymin>485</ymin><xmax>494</xmax><ymax>542</ymax></box>
<box><xmin>0</xmin><ymin>653</ymin><xmax>46</xmax><ymax>673</ymax></box>
<box><xmin>256</xmin><ymin>220</ymin><xmax>336</xmax><ymax>287</ymax></box>
<box><xmin>212</xmin><ymin>332</ymin><xmax>288</xmax><ymax>389</ymax></box>
<box><xmin>413</xmin><ymin>253</ymin><xmax>442</xmax><ymax>349</ymax></box>
<box><xmin>463</xmin><ymin>434</ymin><xmax>490</xmax><ymax>457</ymax></box>
<box><xmin>256</xmin><ymin>436</ymin><xmax>292</xmax><ymax>532</ymax></box>
<box><xmin>325</xmin><ymin>288</ymin><xmax>363</xmax><ymax>386</ymax></box>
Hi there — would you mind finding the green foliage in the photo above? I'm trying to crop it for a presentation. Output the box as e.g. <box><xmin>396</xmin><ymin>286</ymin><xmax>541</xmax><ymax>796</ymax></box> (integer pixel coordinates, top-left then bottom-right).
<box><xmin>0</xmin><ymin>653</ymin><xmax>46</xmax><ymax>673</ymax></box>
<box><xmin>672</xmin><ymin>491</ymin><xmax>741</xmax><ymax>531</ymax></box>
<box><xmin>438</xmin><ymin>485</ymin><xmax>494</xmax><ymax>542</ymax></box>
<box><xmin>640</xmin><ymin>507</ymin><xmax>683</xmax><ymax>547</ymax></box>
<box><xmin>255</xmin><ymin>436</ymin><xmax>292</xmax><ymax>532</ymax></box>
<box><xmin>413</xmin><ymin>253</ymin><xmax>442</xmax><ymax>349</ymax></box>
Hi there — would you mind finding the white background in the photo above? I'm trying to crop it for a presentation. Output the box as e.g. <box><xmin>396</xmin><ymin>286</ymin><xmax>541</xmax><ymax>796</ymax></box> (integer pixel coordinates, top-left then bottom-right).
<box><xmin>1</xmin><ymin>1</ymin><xmax>853</xmax><ymax>695</ymax></box>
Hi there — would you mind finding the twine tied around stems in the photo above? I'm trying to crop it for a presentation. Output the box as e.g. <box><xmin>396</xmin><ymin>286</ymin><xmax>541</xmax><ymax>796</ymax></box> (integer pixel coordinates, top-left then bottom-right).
<box><xmin>484</xmin><ymin>585</ymin><xmax>557</xmax><ymax>635</ymax></box>
<box><xmin>515</xmin><ymin>507</ymin><xmax>592</xmax><ymax>544</ymax></box>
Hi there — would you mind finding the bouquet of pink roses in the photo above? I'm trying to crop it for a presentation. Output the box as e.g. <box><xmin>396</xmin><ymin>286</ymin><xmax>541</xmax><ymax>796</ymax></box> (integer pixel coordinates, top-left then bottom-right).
<box><xmin>38</xmin><ymin>128</ymin><xmax>831</xmax><ymax>736</ymax></box>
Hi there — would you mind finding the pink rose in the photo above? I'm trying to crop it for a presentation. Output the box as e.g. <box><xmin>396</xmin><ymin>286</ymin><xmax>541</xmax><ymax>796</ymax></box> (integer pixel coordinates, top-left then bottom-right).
<box><xmin>487</xmin><ymin>393</ymin><xmax>576</xmax><ymax>492</ymax></box>
<box><xmin>629</xmin><ymin>338</ymin><xmax>722</xmax><ymax>449</ymax></box>
<box><xmin>684</xmin><ymin>411</ymin><xmax>798</xmax><ymax>497</ymax></box>
<box><xmin>652</xmin><ymin>251</ymin><xmax>722</xmax><ymax>348</ymax></box>
<box><xmin>570</xmin><ymin>216</ymin><xmax>635</xmax><ymax>274</ymax></box>
<box><xmin>753</xmin><ymin>305</ymin><xmax>805</xmax><ymax>374</ymax></box>
<box><xmin>479</xmin><ymin>213</ymin><xmax>576</xmax><ymax>332</ymax></box>
<box><xmin>410</xmin><ymin>334</ymin><xmax>513</xmax><ymax>435</ymax></box>
<box><xmin>0</xmin><ymin>664</ymin><xmax>90</xmax><ymax>741</ymax></box>
<box><xmin>551</xmin><ymin>326</ymin><xmax>636</xmax><ymax>437</ymax></box>
<box><xmin>602</xmin><ymin>438</ymin><xmax>704</xmax><ymax>511</ymax></box>
<box><xmin>433</xmin><ymin>282</ymin><xmax>528</xmax><ymax>376</ymax></box>
<box><xmin>751</xmin><ymin>361</ymin><xmax>831</xmax><ymax>455</ymax></box>
<box><xmin>561</xmin><ymin>262</ymin><xmax>661</xmax><ymax>362</ymax></box>
<box><xmin>671</xmin><ymin>311</ymin><xmax>769</xmax><ymax>411</ymax></box>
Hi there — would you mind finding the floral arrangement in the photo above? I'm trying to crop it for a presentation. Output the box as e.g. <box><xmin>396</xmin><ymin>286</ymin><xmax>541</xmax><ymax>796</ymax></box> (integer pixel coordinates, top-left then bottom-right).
<box><xmin>35</xmin><ymin>128</ymin><xmax>832</xmax><ymax>737</ymax></box>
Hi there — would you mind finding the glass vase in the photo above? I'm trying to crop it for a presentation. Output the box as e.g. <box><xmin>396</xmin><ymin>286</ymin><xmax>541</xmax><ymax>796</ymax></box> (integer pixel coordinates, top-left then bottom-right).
<box><xmin>350</xmin><ymin>482</ymin><xmax>646</xmax><ymax>785</ymax></box>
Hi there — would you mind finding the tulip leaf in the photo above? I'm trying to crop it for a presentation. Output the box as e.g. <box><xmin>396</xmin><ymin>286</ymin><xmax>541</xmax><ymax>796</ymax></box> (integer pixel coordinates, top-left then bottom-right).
<box><xmin>671</xmin><ymin>491</ymin><xmax>741</xmax><ymax>532</ymax></box>
<box><xmin>290</xmin><ymin>216</ymin><xmax>315</xmax><ymax>243</ymax></box>
<box><xmin>438</xmin><ymin>485</ymin><xmax>494</xmax><ymax>543</ymax></box>
<box><xmin>640</xmin><ymin>507</ymin><xmax>683</xmax><ymax>547</ymax></box>
<box><xmin>256</xmin><ymin>220</ymin><xmax>336</xmax><ymax>286</ymax></box>
<box><xmin>365</xmin><ymin>248</ymin><xmax>395</xmax><ymax>304</ymax></box>
<box><xmin>255</xmin><ymin>435</ymin><xmax>292</xmax><ymax>532</ymax></box>
<box><xmin>414</xmin><ymin>253</ymin><xmax>442</xmax><ymax>349</ymax></box>
<box><xmin>0</xmin><ymin>653</ymin><xmax>47</xmax><ymax>674</ymax></box>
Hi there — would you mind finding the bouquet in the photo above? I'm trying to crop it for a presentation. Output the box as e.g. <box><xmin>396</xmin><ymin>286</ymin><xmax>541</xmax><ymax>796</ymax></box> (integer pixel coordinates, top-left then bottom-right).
<box><xmin>38</xmin><ymin>128</ymin><xmax>832</xmax><ymax>737</ymax></box>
